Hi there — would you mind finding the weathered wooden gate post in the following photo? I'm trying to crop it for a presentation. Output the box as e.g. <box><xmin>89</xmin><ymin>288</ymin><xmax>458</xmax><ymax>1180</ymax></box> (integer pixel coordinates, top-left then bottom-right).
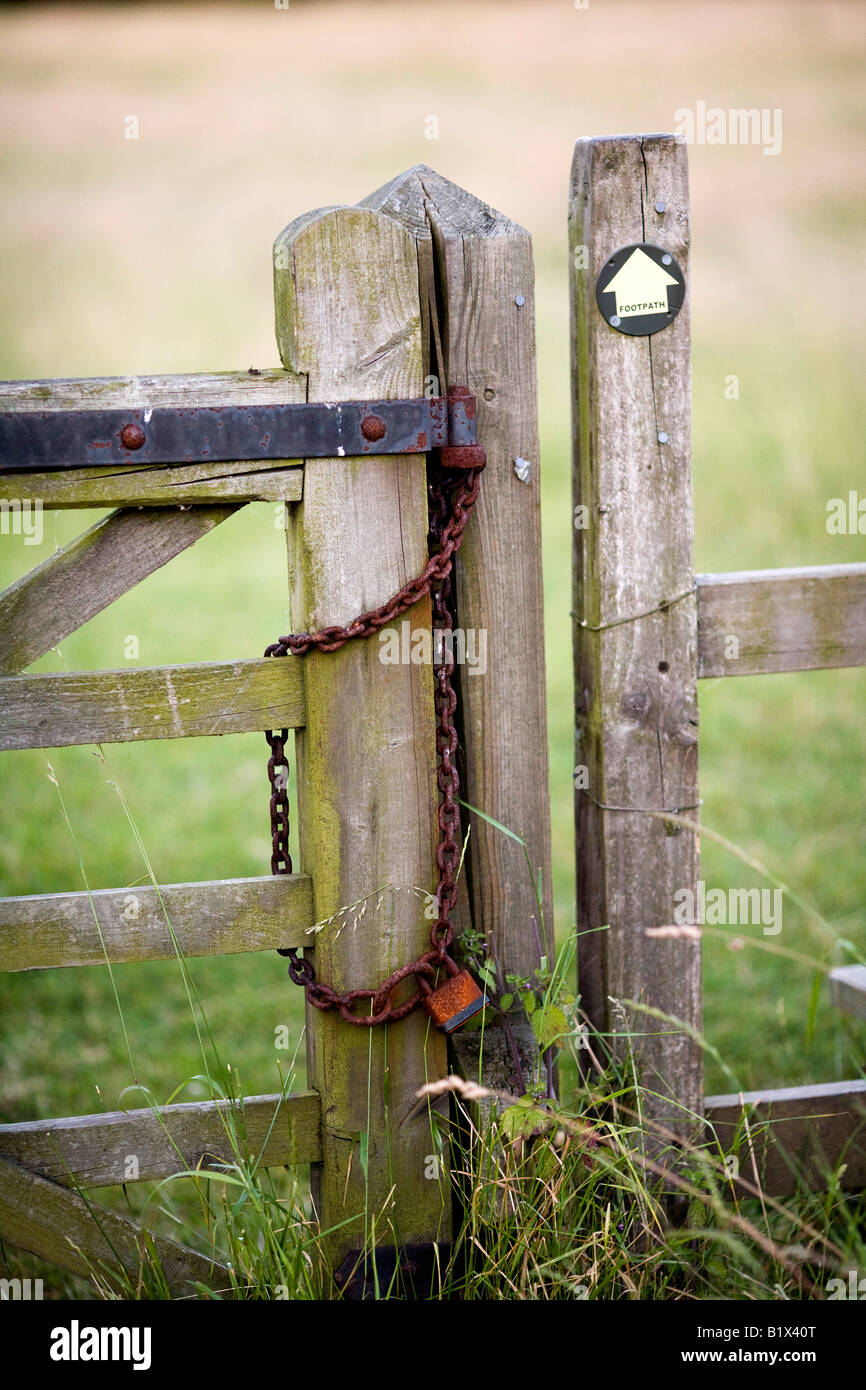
<box><xmin>366</xmin><ymin>167</ymin><xmax>554</xmax><ymax>1092</ymax></box>
<box><xmin>273</xmin><ymin>202</ymin><xmax>448</xmax><ymax>1276</ymax></box>
<box><xmin>570</xmin><ymin>135</ymin><xmax>702</xmax><ymax>1142</ymax></box>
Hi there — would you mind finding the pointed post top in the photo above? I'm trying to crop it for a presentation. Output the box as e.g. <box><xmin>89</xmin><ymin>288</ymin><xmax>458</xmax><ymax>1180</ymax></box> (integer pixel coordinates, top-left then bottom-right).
<box><xmin>361</xmin><ymin>165</ymin><xmax>526</xmax><ymax>240</ymax></box>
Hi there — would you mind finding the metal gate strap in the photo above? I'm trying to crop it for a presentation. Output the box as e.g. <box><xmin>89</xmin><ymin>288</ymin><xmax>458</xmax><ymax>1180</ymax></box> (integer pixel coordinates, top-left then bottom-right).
<box><xmin>0</xmin><ymin>394</ymin><xmax>478</xmax><ymax>473</ymax></box>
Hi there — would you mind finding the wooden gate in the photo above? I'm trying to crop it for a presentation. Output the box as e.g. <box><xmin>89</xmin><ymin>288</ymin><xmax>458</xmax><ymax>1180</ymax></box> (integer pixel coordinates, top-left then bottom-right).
<box><xmin>0</xmin><ymin>166</ymin><xmax>552</xmax><ymax>1294</ymax></box>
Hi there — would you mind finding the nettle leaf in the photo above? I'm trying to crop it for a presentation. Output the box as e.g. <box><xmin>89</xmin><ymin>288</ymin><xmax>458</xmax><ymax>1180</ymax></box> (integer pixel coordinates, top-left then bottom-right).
<box><xmin>499</xmin><ymin>1103</ymin><xmax>551</xmax><ymax>1142</ymax></box>
<box><xmin>478</xmin><ymin>963</ymin><xmax>498</xmax><ymax>989</ymax></box>
<box><xmin>531</xmin><ymin>1004</ymin><xmax>569</xmax><ymax>1050</ymax></box>
<box><xmin>498</xmin><ymin>992</ymin><xmax>514</xmax><ymax>1013</ymax></box>
<box><xmin>523</xmin><ymin>991</ymin><xmax>537</xmax><ymax>1015</ymax></box>
<box><xmin>460</xmin><ymin>1009</ymin><xmax>488</xmax><ymax>1033</ymax></box>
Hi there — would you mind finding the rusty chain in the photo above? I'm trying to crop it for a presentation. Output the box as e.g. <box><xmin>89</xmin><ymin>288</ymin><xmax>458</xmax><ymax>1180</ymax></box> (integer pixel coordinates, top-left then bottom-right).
<box><xmin>264</xmin><ymin>414</ymin><xmax>484</xmax><ymax>1026</ymax></box>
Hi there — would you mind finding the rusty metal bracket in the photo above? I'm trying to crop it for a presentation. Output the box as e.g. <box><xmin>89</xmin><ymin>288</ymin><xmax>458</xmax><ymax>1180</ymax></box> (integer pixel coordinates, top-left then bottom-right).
<box><xmin>0</xmin><ymin>391</ymin><xmax>479</xmax><ymax>473</ymax></box>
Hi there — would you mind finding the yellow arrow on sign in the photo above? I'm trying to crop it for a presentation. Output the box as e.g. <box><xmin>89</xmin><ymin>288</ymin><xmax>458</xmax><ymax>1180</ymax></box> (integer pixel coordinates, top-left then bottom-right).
<box><xmin>601</xmin><ymin>248</ymin><xmax>679</xmax><ymax>318</ymax></box>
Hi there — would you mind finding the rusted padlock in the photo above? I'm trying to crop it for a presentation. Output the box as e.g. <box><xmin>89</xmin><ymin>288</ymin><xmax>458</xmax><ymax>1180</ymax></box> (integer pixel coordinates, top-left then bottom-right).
<box><xmin>420</xmin><ymin>957</ymin><xmax>486</xmax><ymax>1033</ymax></box>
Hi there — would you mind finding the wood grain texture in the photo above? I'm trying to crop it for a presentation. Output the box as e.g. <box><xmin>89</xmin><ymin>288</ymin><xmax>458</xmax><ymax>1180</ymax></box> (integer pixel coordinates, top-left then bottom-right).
<box><xmin>0</xmin><ymin>1155</ymin><xmax>230</xmax><ymax>1296</ymax></box>
<box><xmin>0</xmin><ymin>657</ymin><xmax>305</xmax><ymax>750</ymax></box>
<box><xmin>0</xmin><ymin>368</ymin><xmax>306</xmax><ymax>411</ymax></box>
<box><xmin>367</xmin><ymin>168</ymin><xmax>553</xmax><ymax>994</ymax></box>
<box><xmin>705</xmin><ymin>1080</ymin><xmax>866</xmax><ymax>1196</ymax></box>
<box><xmin>274</xmin><ymin>198</ymin><xmax>448</xmax><ymax>1269</ymax></box>
<box><xmin>570</xmin><ymin>135</ymin><xmax>701</xmax><ymax>1138</ymax></box>
<box><xmin>0</xmin><ymin>505</ymin><xmax>238</xmax><ymax>675</ymax></box>
<box><xmin>0</xmin><ymin>1091</ymin><xmax>322</xmax><ymax>1188</ymax></box>
<box><xmin>0</xmin><ymin>874</ymin><xmax>312</xmax><ymax>972</ymax></box>
<box><xmin>697</xmin><ymin>564</ymin><xmax>866</xmax><ymax>677</ymax></box>
<box><xmin>1</xmin><ymin>460</ymin><xmax>304</xmax><ymax>508</ymax></box>
<box><xmin>828</xmin><ymin>965</ymin><xmax>866</xmax><ymax>1021</ymax></box>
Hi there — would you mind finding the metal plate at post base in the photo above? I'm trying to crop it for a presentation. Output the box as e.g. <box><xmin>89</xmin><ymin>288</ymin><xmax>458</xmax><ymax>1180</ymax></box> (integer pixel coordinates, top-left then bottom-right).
<box><xmin>333</xmin><ymin>1243</ymin><xmax>453</xmax><ymax>1300</ymax></box>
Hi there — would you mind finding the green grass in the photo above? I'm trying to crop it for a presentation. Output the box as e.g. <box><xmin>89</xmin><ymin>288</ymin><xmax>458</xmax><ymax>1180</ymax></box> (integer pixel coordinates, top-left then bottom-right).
<box><xmin>4</xmin><ymin>951</ymin><xmax>863</xmax><ymax>1301</ymax></box>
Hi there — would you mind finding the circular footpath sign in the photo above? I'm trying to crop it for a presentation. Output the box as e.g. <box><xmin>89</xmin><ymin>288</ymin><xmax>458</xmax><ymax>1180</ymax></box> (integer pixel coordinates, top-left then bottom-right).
<box><xmin>595</xmin><ymin>243</ymin><xmax>685</xmax><ymax>337</ymax></box>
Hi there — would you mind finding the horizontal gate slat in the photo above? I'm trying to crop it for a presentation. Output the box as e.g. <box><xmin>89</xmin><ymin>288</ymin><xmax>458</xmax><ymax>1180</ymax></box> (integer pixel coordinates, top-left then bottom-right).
<box><xmin>0</xmin><ymin>1090</ymin><xmax>322</xmax><ymax>1189</ymax></box>
<box><xmin>0</xmin><ymin>656</ymin><xmax>305</xmax><ymax>750</ymax></box>
<box><xmin>0</xmin><ymin>873</ymin><xmax>312</xmax><ymax>971</ymax></box>
<box><xmin>705</xmin><ymin>1079</ymin><xmax>866</xmax><ymax>1196</ymax></box>
<box><xmin>0</xmin><ymin>459</ymin><xmax>304</xmax><ymax>508</ymax></box>
<box><xmin>697</xmin><ymin>564</ymin><xmax>866</xmax><ymax>678</ymax></box>
<box><xmin>0</xmin><ymin>367</ymin><xmax>307</xmax><ymax>412</ymax></box>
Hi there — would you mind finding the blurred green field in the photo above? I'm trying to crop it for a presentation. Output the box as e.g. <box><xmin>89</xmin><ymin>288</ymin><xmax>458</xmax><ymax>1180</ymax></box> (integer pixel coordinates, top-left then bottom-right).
<box><xmin>0</xmin><ymin>0</ymin><xmax>864</xmax><ymax>1131</ymax></box>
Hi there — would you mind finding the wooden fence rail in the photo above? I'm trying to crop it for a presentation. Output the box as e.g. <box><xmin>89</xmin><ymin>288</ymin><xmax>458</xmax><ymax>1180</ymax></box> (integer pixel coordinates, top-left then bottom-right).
<box><xmin>696</xmin><ymin>565</ymin><xmax>866</xmax><ymax>677</ymax></box>
<box><xmin>706</xmin><ymin>1081</ymin><xmax>866</xmax><ymax>1198</ymax></box>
